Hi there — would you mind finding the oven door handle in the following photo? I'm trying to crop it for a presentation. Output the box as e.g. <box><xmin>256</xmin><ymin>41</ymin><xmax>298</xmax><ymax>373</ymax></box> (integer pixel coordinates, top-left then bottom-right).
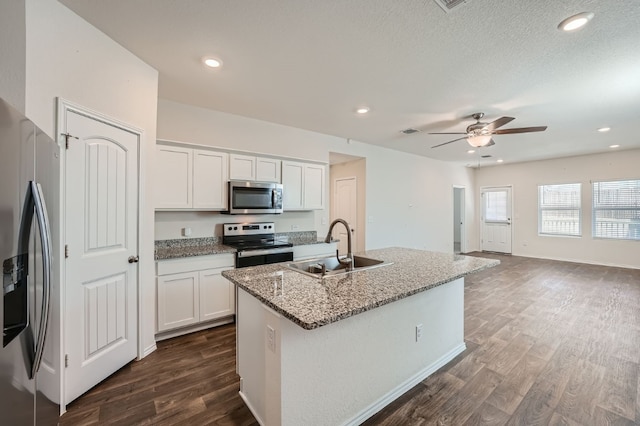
<box><xmin>237</xmin><ymin>247</ymin><xmax>294</xmax><ymax>258</ymax></box>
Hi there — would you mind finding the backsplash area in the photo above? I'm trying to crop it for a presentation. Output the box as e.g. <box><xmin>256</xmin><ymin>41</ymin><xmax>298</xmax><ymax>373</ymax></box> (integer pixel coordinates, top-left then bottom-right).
<box><xmin>154</xmin><ymin>210</ymin><xmax>321</xmax><ymax>240</ymax></box>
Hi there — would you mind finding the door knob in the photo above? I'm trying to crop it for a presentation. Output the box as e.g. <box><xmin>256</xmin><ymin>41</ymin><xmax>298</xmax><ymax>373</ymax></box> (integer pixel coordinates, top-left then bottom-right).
<box><xmin>128</xmin><ymin>256</ymin><xmax>139</xmax><ymax>263</ymax></box>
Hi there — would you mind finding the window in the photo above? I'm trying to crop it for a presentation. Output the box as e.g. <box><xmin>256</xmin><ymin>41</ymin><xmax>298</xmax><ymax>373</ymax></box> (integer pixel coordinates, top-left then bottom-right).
<box><xmin>538</xmin><ymin>183</ymin><xmax>581</xmax><ymax>236</ymax></box>
<box><xmin>484</xmin><ymin>190</ymin><xmax>508</xmax><ymax>221</ymax></box>
<box><xmin>592</xmin><ymin>179</ymin><xmax>640</xmax><ymax>240</ymax></box>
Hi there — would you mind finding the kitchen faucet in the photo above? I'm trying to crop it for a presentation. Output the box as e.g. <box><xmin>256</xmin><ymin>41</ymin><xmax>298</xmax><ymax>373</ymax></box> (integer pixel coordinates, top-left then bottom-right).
<box><xmin>324</xmin><ymin>219</ymin><xmax>354</xmax><ymax>271</ymax></box>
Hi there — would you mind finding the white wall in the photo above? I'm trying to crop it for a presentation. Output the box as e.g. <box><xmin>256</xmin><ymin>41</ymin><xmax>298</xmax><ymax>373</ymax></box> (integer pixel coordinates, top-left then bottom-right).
<box><xmin>21</xmin><ymin>0</ymin><xmax>159</xmax><ymax>363</ymax></box>
<box><xmin>157</xmin><ymin>99</ymin><xmax>478</xmax><ymax>254</ymax></box>
<box><xmin>475</xmin><ymin>149</ymin><xmax>640</xmax><ymax>269</ymax></box>
<box><xmin>0</xmin><ymin>0</ymin><xmax>26</xmax><ymax>112</ymax></box>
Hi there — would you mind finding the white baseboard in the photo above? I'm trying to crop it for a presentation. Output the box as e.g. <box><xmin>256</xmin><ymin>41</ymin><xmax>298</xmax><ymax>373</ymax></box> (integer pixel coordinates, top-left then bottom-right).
<box><xmin>141</xmin><ymin>343</ymin><xmax>157</xmax><ymax>358</ymax></box>
<box><xmin>239</xmin><ymin>390</ymin><xmax>265</xmax><ymax>426</ymax></box>
<box><xmin>342</xmin><ymin>342</ymin><xmax>467</xmax><ymax>426</ymax></box>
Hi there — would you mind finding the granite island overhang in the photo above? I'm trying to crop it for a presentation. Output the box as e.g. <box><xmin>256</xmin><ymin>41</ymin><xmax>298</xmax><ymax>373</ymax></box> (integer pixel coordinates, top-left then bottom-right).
<box><xmin>222</xmin><ymin>247</ymin><xmax>499</xmax><ymax>426</ymax></box>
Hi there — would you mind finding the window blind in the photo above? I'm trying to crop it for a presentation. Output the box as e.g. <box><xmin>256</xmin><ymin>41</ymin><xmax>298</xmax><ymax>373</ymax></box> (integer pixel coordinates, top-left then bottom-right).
<box><xmin>592</xmin><ymin>179</ymin><xmax>640</xmax><ymax>240</ymax></box>
<box><xmin>538</xmin><ymin>183</ymin><xmax>581</xmax><ymax>236</ymax></box>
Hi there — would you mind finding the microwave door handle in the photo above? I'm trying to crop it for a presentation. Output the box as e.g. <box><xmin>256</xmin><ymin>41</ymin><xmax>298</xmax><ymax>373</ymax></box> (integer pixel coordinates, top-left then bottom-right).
<box><xmin>272</xmin><ymin>188</ymin><xmax>277</xmax><ymax>208</ymax></box>
<box><xmin>29</xmin><ymin>182</ymin><xmax>52</xmax><ymax>379</ymax></box>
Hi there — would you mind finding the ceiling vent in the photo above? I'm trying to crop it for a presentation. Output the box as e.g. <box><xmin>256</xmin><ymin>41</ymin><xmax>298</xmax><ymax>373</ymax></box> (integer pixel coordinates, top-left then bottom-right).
<box><xmin>434</xmin><ymin>0</ymin><xmax>468</xmax><ymax>13</ymax></box>
<box><xmin>481</xmin><ymin>154</ymin><xmax>492</xmax><ymax>158</ymax></box>
<box><xmin>400</xmin><ymin>128</ymin><xmax>420</xmax><ymax>135</ymax></box>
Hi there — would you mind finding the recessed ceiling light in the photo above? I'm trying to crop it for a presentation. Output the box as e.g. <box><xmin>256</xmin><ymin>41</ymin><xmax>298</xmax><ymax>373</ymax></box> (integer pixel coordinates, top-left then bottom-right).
<box><xmin>609</xmin><ymin>144</ymin><xmax>620</xmax><ymax>148</ymax></box>
<box><xmin>203</xmin><ymin>57</ymin><xmax>222</xmax><ymax>68</ymax></box>
<box><xmin>496</xmin><ymin>159</ymin><xmax>504</xmax><ymax>163</ymax></box>
<box><xmin>467</xmin><ymin>150</ymin><xmax>475</xmax><ymax>154</ymax></box>
<box><xmin>355</xmin><ymin>107</ymin><xmax>370</xmax><ymax>114</ymax></box>
<box><xmin>558</xmin><ymin>12</ymin><xmax>594</xmax><ymax>32</ymax></box>
<box><xmin>597</xmin><ymin>127</ymin><xmax>611</xmax><ymax>132</ymax></box>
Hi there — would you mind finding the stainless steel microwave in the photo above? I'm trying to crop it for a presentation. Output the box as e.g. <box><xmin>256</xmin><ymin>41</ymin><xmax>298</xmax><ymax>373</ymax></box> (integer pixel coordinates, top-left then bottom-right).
<box><xmin>227</xmin><ymin>180</ymin><xmax>283</xmax><ymax>214</ymax></box>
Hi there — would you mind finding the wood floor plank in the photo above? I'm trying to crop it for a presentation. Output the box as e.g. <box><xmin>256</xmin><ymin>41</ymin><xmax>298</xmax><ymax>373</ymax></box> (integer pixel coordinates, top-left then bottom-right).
<box><xmin>60</xmin><ymin>255</ymin><xmax>640</xmax><ymax>425</ymax></box>
<box><xmin>555</xmin><ymin>359</ymin><xmax>606</xmax><ymax>424</ymax></box>
<box><xmin>485</xmin><ymin>353</ymin><xmax>548</xmax><ymax>415</ymax></box>
<box><xmin>596</xmin><ymin>355</ymin><xmax>638</xmax><ymax>421</ymax></box>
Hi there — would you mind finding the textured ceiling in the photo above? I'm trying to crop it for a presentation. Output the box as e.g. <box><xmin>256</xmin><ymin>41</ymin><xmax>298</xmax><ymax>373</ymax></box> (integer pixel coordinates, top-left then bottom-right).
<box><xmin>59</xmin><ymin>0</ymin><xmax>640</xmax><ymax>166</ymax></box>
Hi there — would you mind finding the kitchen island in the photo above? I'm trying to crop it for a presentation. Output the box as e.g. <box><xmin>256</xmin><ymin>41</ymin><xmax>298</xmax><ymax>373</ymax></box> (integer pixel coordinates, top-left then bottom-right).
<box><xmin>222</xmin><ymin>247</ymin><xmax>499</xmax><ymax>426</ymax></box>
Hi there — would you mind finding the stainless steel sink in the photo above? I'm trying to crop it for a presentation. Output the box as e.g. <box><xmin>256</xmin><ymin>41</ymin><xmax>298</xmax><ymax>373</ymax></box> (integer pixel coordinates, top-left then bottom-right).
<box><xmin>286</xmin><ymin>255</ymin><xmax>392</xmax><ymax>279</ymax></box>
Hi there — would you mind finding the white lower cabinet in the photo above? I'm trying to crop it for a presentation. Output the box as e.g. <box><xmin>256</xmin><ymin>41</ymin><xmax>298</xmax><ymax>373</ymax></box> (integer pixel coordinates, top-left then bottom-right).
<box><xmin>156</xmin><ymin>254</ymin><xmax>235</xmax><ymax>336</ymax></box>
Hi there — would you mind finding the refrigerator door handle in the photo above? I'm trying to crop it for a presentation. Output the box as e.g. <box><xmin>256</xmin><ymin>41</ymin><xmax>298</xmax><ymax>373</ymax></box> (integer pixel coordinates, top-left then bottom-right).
<box><xmin>30</xmin><ymin>182</ymin><xmax>52</xmax><ymax>379</ymax></box>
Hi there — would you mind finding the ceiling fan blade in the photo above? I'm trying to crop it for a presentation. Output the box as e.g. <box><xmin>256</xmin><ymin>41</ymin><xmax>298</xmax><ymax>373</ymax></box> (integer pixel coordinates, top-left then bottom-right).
<box><xmin>431</xmin><ymin>137</ymin><xmax>468</xmax><ymax>148</ymax></box>
<box><xmin>484</xmin><ymin>116</ymin><xmax>515</xmax><ymax>131</ymax></box>
<box><xmin>427</xmin><ymin>132</ymin><xmax>467</xmax><ymax>135</ymax></box>
<box><xmin>493</xmin><ymin>126</ymin><xmax>547</xmax><ymax>135</ymax></box>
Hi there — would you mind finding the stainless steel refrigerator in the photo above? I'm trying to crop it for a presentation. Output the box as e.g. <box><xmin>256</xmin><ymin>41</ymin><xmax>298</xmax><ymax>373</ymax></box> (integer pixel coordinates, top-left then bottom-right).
<box><xmin>1</xmin><ymin>98</ymin><xmax>60</xmax><ymax>425</ymax></box>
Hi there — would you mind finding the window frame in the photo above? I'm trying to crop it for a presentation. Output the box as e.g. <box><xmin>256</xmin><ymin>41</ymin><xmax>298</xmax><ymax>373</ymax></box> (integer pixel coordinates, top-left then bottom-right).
<box><xmin>592</xmin><ymin>178</ymin><xmax>640</xmax><ymax>241</ymax></box>
<box><xmin>537</xmin><ymin>182</ymin><xmax>582</xmax><ymax>237</ymax></box>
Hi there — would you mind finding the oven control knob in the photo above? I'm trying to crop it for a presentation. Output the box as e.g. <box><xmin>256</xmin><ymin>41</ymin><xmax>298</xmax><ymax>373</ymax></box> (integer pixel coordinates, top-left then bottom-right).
<box><xmin>227</xmin><ymin>226</ymin><xmax>232</xmax><ymax>231</ymax></box>
<box><xmin>234</xmin><ymin>226</ymin><xmax>238</xmax><ymax>230</ymax></box>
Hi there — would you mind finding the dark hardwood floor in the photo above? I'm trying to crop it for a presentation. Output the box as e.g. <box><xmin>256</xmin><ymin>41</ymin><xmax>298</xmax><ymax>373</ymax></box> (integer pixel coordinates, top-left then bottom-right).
<box><xmin>60</xmin><ymin>254</ymin><xmax>640</xmax><ymax>425</ymax></box>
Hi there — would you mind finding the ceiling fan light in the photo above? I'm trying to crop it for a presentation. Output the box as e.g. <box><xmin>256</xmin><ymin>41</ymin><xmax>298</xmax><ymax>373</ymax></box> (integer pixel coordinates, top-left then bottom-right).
<box><xmin>467</xmin><ymin>135</ymin><xmax>492</xmax><ymax>147</ymax></box>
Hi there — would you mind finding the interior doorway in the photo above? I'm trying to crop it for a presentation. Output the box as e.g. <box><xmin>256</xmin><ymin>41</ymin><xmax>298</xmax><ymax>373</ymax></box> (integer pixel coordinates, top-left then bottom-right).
<box><xmin>329</xmin><ymin>153</ymin><xmax>366</xmax><ymax>254</ymax></box>
<box><xmin>453</xmin><ymin>186</ymin><xmax>465</xmax><ymax>254</ymax></box>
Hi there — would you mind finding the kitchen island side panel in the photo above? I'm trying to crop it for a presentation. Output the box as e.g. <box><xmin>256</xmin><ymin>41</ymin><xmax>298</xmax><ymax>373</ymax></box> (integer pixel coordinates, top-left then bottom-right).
<box><xmin>237</xmin><ymin>278</ymin><xmax>464</xmax><ymax>426</ymax></box>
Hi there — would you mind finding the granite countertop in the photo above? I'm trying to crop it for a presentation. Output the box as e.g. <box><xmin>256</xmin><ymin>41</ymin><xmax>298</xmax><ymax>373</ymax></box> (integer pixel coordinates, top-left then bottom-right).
<box><xmin>222</xmin><ymin>247</ymin><xmax>499</xmax><ymax>330</ymax></box>
<box><xmin>155</xmin><ymin>230</ymin><xmax>330</xmax><ymax>260</ymax></box>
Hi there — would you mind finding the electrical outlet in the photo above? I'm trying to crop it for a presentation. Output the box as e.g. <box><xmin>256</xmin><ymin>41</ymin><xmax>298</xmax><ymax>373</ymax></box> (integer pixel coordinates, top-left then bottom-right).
<box><xmin>415</xmin><ymin>324</ymin><xmax>423</xmax><ymax>342</ymax></box>
<box><xmin>291</xmin><ymin>224</ymin><xmax>299</xmax><ymax>231</ymax></box>
<box><xmin>182</xmin><ymin>227</ymin><xmax>191</xmax><ymax>237</ymax></box>
<box><xmin>266</xmin><ymin>325</ymin><xmax>276</xmax><ymax>353</ymax></box>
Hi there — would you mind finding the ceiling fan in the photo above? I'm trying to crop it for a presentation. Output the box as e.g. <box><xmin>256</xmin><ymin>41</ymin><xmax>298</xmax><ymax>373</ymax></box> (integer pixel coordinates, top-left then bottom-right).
<box><xmin>429</xmin><ymin>113</ymin><xmax>547</xmax><ymax>149</ymax></box>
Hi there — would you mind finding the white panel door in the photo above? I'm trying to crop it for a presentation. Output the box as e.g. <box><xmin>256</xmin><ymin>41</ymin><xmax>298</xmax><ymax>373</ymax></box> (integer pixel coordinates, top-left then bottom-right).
<box><xmin>333</xmin><ymin>177</ymin><xmax>357</xmax><ymax>254</ymax></box>
<box><xmin>481</xmin><ymin>187</ymin><xmax>512</xmax><ymax>253</ymax></box>
<box><xmin>282</xmin><ymin>161</ymin><xmax>304</xmax><ymax>210</ymax></box>
<box><xmin>193</xmin><ymin>149</ymin><xmax>228</xmax><ymax>209</ymax></box>
<box><xmin>304</xmin><ymin>164</ymin><xmax>325</xmax><ymax>210</ymax></box>
<box><xmin>64</xmin><ymin>110</ymin><xmax>139</xmax><ymax>403</ymax></box>
<box><xmin>199</xmin><ymin>268</ymin><xmax>234</xmax><ymax>321</ymax></box>
<box><xmin>155</xmin><ymin>145</ymin><xmax>192</xmax><ymax>209</ymax></box>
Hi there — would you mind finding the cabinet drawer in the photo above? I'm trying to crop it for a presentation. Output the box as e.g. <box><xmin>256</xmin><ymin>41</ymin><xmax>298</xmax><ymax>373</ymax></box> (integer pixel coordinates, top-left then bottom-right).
<box><xmin>157</xmin><ymin>253</ymin><xmax>235</xmax><ymax>276</ymax></box>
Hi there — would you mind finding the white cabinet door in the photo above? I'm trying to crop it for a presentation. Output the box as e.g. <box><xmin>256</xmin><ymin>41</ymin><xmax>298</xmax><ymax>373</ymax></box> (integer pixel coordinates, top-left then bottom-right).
<box><xmin>193</xmin><ymin>149</ymin><xmax>228</xmax><ymax>209</ymax></box>
<box><xmin>199</xmin><ymin>268</ymin><xmax>235</xmax><ymax>321</ymax></box>
<box><xmin>256</xmin><ymin>157</ymin><xmax>281</xmax><ymax>182</ymax></box>
<box><xmin>304</xmin><ymin>164</ymin><xmax>325</xmax><ymax>209</ymax></box>
<box><xmin>157</xmin><ymin>272</ymin><xmax>200</xmax><ymax>332</ymax></box>
<box><xmin>282</xmin><ymin>161</ymin><xmax>305</xmax><ymax>210</ymax></box>
<box><xmin>155</xmin><ymin>145</ymin><xmax>192</xmax><ymax>209</ymax></box>
<box><xmin>229</xmin><ymin>154</ymin><xmax>256</xmax><ymax>181</ymax></box>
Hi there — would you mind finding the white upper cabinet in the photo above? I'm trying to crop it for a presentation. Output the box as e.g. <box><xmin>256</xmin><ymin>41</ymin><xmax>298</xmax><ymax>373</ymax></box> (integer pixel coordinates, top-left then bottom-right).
<box><xmin>256</xmin><ymin>157</ymin><xmax>281</xmax><ymax>182</ymax></box>
<box><xmin>230</xmin><ymin>154</ymin><xmax>281</xmax><ymax>182</ymax></box>
<box><xmin>304</xmin><ymin>164</ymin><xmax>325</xmax><ymax>210</ymax></box>
<box><xmin>156</xmin><ymin>145</ymin><xmax>192</xmax><ymax>209</ymax></box>
<box><xmin>282</xmin><ymin>161</ymin><xmax>305</xmax><ymax>210</ymax></box>
<box><xmin>229</xmin><ymin>154</ymin><xmax>256</xmax><ymax>181</ymax></box>
<box><xmin>155</xmin><ymin>143</ymin><xmax>228</xmax><ymax>210</ymax></box>
<box><xmin>282</xmin><ymin>161</ymin><xmax>325</xmax><ymax>210</ymax></box>
<box><xmin>193</xmin><ymin>150</ymin><xmax>228</xmax><ymax>209</ymax></box>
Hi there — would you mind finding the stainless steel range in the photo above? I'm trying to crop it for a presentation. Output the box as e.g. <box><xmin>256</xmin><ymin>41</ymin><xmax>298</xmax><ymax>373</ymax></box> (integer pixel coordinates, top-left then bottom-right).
<box><xmin>223</xmin><ymin>222</ymin><xmax>293</xmax><ymax>268</ymax></box>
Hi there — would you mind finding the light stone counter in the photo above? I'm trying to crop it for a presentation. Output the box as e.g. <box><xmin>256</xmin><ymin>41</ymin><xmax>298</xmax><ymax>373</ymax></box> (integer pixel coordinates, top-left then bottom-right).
<box><xmin>222</xmin><ymin>247</ymin><xmax>499</xmax><ymax>330</ymax></box>
<box><xmin>154</xmin><ymin>231</ymin><xmax>328</xmax><ymax>260</ymax></box>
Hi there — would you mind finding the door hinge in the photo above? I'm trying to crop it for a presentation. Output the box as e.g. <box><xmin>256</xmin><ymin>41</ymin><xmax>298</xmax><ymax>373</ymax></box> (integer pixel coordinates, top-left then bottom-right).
<box><xmin>65</xmin><ymin>244</ymin><xmax>69</xmax><ymax>258</ymax></box>
<box><xmin>64</xmin><ymin>354</ymin><xmax>69</xmax><ymax>368</ymax></box>
<box><xmin>61</xmin><ymin>132</ymin><xmax>78</xmax><ymax>149</ymax></box>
